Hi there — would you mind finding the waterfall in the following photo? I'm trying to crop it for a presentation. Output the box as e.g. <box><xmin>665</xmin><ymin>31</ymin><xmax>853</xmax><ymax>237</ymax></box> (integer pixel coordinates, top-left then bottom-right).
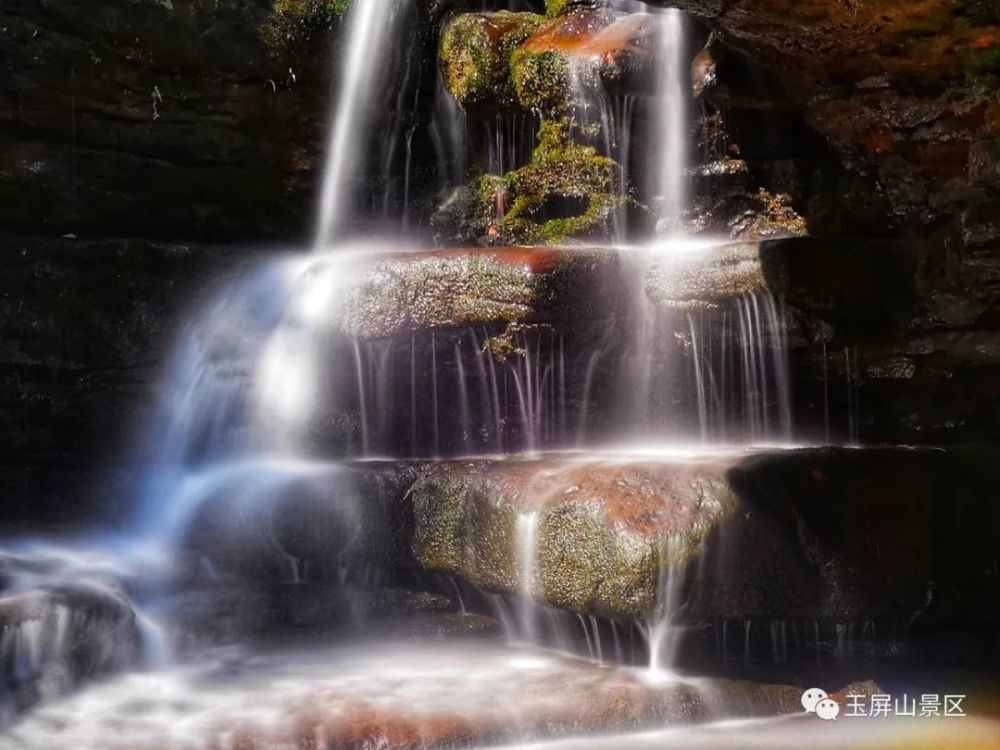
<box><xmin>429</xmin><ymin>76</ymin><xmax>468</xmax><ymax>189</ymax></box>
<box><xmin>645</xmin><ymin>535</ymin><xmax>686</xmax><ymax>678</ymax></box>
<box><xmin>515</xmin><ymin>511</ymin><xmax>541</xmax><ymax>643</ymax></box>
<box><xmin>314</xmin><ymin>0</ymin><xmax>406</xmax><ymax>248</ymax></box>
<box><xmin>652</xmin><ymin>9</ymin><xmax>689</xmax><ymax>234</ymax></box>
<box><xmin>566</xmin><ymin>54</ymin><xmax>636</xmax><ymax>243</ymax></box>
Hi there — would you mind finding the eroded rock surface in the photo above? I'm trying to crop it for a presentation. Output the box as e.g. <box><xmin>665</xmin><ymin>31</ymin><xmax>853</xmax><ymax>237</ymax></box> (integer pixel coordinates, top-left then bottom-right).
<box><xmin>341</xmin><ymin>247</ymin><xmax>622</xmax><ymax>340</ymax></box>
<box><xmin>0</xmin><ymin>0</ymin><xmax>318</xmax><ymax>240</ymax></box>
<box><xmin>0</xmin><ymin>580</ymin><xmax>140</xmax><ymax>718</ymax></box>
<box><xmin>410</xmin><ymin>456</ymin><xmax>738</xmax><ymax>617</ymax></box>
<box><xmin>5</xmin><ymin>641</ymin><xmax>805</xmax><ymax>750</ymax></box>
<box><xmin>407</xmin><ymin>448</ymin><xmax>998</xmax><ymax>623</ymax></box>
<box><xmin>644</xmin><ymin>241</ymin><xmax>766</xmax><ymax>309</ymax></box>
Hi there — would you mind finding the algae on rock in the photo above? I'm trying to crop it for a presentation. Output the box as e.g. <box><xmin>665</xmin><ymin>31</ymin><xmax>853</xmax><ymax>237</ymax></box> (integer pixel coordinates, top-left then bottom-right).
<box><xmin>408</xmin><ymin>459</ymin><xmax>740</xmax><ymax>618</ymax></box>
<box><xmin>435</xmin><ymin>119</ymin><xmax>630</xmax><ymax>245</ymax></box>
<box><xmin>263</xmin><ymin>0</ymin><xmax>352</xmax><ymax>55</ymax></box>
<box><xmin>439</xmin><ymin>11</ymin><xmax>546</xmax><ymax>110</ymax></box>
<box><xmin>511</xmin><ymin>47</ymin><xmax>572</xmax><ymax>116</ymax></box>
<box><xmin>495</xmin><ymin>119</ymin><xmax>628</xmax><ymax>244</ymax></box>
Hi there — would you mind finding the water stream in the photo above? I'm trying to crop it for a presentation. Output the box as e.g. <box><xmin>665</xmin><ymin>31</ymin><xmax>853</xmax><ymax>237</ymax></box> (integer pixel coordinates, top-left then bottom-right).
<box><xmin>653</xmin><ymin>8</ymin><xmax>689</xmax><ymax>233</ymax></box>
<box><xmin>314</xmin><ymin>0</ymin><xmax>406</xmax><ymax>246</ymax></box>
<box><xmin>2</xmin><ymin>2</ymin><xmax>968</xmax><ymax>747</ymax></box>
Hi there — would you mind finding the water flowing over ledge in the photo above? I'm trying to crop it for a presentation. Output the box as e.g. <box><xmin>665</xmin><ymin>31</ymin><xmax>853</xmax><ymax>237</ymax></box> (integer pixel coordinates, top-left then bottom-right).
<box><xmin>2</xmin><ymin>0</ymin><xmax>998</xmax><ymax>745</ymax></box>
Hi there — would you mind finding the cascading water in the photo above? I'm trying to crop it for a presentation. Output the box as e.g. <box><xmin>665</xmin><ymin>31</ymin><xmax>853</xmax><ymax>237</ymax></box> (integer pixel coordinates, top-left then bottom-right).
<box><xmin>652</xmin><ymin>8</ymin><xmax>689</xmax><ymax>234</ymax></box>
<box><xmin>6</xmin><ymin>3</ymin><xmax>954</xmax><ymax>749</ymax></box>
<box><xmin>515</xmin><ymin>510</ymin><xmax>542</xmax><ymax>643</ymax></box>
<box><xmin>645</xmin><ymin>535</ymin><xmax>687</xmax><ymax>679</ymax></box>
<box><xmin>314</xmin><ymin>0</ymin><xmax>406</xmax><ymax>246</ymax></box>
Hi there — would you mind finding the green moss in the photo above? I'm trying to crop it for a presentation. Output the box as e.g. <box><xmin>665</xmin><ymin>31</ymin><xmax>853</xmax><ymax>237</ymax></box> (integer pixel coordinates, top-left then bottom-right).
<box><xmin>341</xmin><ymin>251</ymin><xmax>537</xmax><ymax>339</ymax></box>
<box><xmin>434</xmin><ymin>117</ymin><xmax>630</xmax><ymax>245</ymax></box>
<box><xmin>493</xmin><ymin>119</ymin><xmax>629</xmax><ymax>245</ymax></box>
<box><xmin>436</xmin><ymin>17</ymin><xmax>634</xmax><ymax>246</ymax></box>
<box><xmin>545</xmin><ymin>0</ymin><xmax>571</xmax><ymax>17</ymax></box>
<box><xmin>510</xmin><ymin>48</ymin><xmax>571</xmax><ymax>116</ymax></box>
<box><xmin>262</xmin><ymin>0</ymin><xmax>351</xmax><ymax>54</ymax></box>
<box><xmin>439</xmin><ymin>12</ymin><xmax>545</xmax><ymax>109</ymax></box>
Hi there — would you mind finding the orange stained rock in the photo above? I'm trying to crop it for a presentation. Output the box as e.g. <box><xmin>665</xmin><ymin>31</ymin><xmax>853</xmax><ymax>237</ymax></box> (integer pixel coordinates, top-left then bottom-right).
<box><xmin>473</xmin><ymin>457</ymin><xmax>740</xmax><ymax>537</ymax></box>
<box><xmin>520</xmin><ymin>11</ymin><xmax>657</xmax><ymax>59</ymax></box>
<box><xmin>386</xmin><ymin>246</ymin><xmax>575</xmax><ymax>274</ymax></box>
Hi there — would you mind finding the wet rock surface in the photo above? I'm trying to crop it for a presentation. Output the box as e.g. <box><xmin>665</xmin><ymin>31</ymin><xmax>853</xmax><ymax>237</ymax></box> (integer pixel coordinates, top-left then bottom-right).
<box><xmin>409</xmin><ymin>456</ymin><xmax>739</xmax><ymax>617</ymax></box>
<box><xmin>439</xmin><ymin>11</ymin><xmax>545</xmax><ymax>112</ymax></box>
<box><xmin>0</xmin><ymin>236</ymin><xmax>253</xmax><ymax>525</ymax></box>
<box><xmin>644</xmin><ymin>241</ymin><xmax>765</xmax><ymax>309</ymax></box>
<box><xmin>650</xmin><ymin>0</ymin><xmax>1000</xmax><ymax>442</ymax></box>
<box><xmin>0</xmin><ymin>577</ymin><xmax>141</xmax><ymax>719</ymax></box>
<box><xmin>406</xmin><ymin>448</ymin><xmax>999</xmax><ymax>624</ymax></box>
<box><xmin>341</xmin><ymin>247</ymin><xmax>623</xmax><ymax>340</ymax></box>
<box><xmin>3</xmin><ymin>640</ymin><xmax>806</xmax><ymax>750</ymax></box>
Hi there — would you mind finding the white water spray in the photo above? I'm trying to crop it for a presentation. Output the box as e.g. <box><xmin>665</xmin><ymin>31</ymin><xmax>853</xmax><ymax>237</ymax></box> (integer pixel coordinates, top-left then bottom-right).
<box><xmin>314</xmin><ymin>0</ymin><xmax>405</xmax><ymax>247</ymax></box>
<box><xmin>652</xmin><ymin>9</ymin><xmax>689</xmax><ymax>233</ymax></box>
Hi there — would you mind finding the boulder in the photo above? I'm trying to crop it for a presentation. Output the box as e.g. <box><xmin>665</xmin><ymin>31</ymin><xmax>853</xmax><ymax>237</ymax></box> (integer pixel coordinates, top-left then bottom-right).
<box><xmin>5</xmin><ymin>640</ymin><xmax>809</xmax><ymax>750</ymax></box>
<box><xmin>409</xmin><ymin>456</ymin><xmax>738</xmax><ymax>617</ymax></box>
<box><xmin>439</xmin><ymin>12</ymin><xmax>545</xmax><ymax>111</ymax></box>
<box><xmin>341</xmin><ymin>247</ymin><xmax>620</xmax><ymax>340</ymax></box>
<box><xmin>511</xmin><ymin>10</ymin><xmax>663</xmax><ymax>113</ymax></box>
<box><xmin>644</xmin><ymin>241</ymin><xmax>765</xmax><ymax>310</ymax></box>
<box><xmin>407</xmin><ymin>448</ymin><xmax>997</xmax><ymax>624</ymax></box>
<box><xmin>0</xmin><ymin>583</ymin><xmax>140</xmax><ymax>718</ymax></box>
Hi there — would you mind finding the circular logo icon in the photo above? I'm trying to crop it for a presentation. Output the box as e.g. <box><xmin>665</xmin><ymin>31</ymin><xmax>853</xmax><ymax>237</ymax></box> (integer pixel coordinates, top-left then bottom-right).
<box><xmin>801</xmin><ymin>688</ymin><xmax>829</xmax><ymax>713</ymax></box>
<box><xmin>816</xmin><ymin>698</ymin><xmax>841</xmax><ymax>721</ymax></box>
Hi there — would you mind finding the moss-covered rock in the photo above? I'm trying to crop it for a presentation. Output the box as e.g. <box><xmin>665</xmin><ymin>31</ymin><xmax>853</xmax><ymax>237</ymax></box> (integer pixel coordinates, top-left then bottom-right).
<box><xmin>438</xmin><ymin>8</ymin><xmax>656</xmax><ymax>244</ymax></box>
<box><xmin>437</xmin><ymin>120</ymin><xmax>630</xmax><ymax>245</ymax></box>
<box><xmin>409</xmin><ymin>457</ymin><xmax>740</xmax><ymax>617</ymax></box>
<box><xmin>733</xmin><ymin>189</ymin><xmax>808</xmax><ymax>239</ymax></box>
<box><xmin>439</xmin><ymin>11</ymin><xmax>545</xmax><ymax>110</ymax></box>
<box><xmin>340</xmin><ymin>248</ymin><xmax>541</xmax><ymax>339</ymax></box>
<box><xmin>511</xmin><ymin>47</ymin><xmax>571</xmax><ymax>115</ymax></box>
<box><xmin>511</xmin><ymin>10</ymin><xmax>661</xmax><ymax>113</ymax></box>
<box><xmin>262</xmin><ymin>0</ymin><xmax>352</xmax><ymax>55</ymax></box>
<box><xmin>688</xmin><ymin>188</ymin><xmax>807</xmax><ymax>241</ymax></box>
<box><xmin>406</xmin><ymin>447</ymin><xmax>998</xmax><ymax>624</ymax></box>
<box><xmin>498</xmin><ymin>120</ymin><xmax>628</xmax><ymax>244</ymax></box>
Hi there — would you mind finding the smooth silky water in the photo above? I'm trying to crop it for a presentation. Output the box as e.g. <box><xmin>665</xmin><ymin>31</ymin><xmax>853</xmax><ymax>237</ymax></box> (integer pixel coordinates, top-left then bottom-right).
<box><xmin>3</xmin><ymin>1</ymin><xmax>993</xmax><ymax>748</ymax></box>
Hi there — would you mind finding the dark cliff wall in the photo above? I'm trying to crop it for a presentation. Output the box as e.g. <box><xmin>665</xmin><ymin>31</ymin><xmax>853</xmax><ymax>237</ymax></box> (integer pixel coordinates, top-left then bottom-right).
<box><xmin>0</xmin><ymin>0</ymin><xmax>998</xmax><ymax>526</ymax></box>
<box><xmin>0</xmin><ymin>0</ymin><xmax>323</xmax><ymax>241</ymax></box>
<box><xmin>0</xmin><ymin>0</ymin><xmax>329</xmax><ymax>525</ymax></box>
<box><xmin>673</xmin><ymin>0</ymin><xmax>1000</xmax><ymax>444</ymax></box>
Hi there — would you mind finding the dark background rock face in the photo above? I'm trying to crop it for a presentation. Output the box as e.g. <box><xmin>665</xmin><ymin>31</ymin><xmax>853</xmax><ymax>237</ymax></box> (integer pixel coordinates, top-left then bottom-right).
<box><xmin>0</xmin><ymin>0</ymin><xmax>321</xmax><ymax>525</ymax></box>
<box><xmin>0</xmin><ymin>236</ymin><xmax>257</xmax><ymax>526</ymax></box>
<box><xmin>649</xmin><ymin>0</ymin><xmax>1000</xmax><ymax>444</ymax></box>
<box><xmin>0</xmin><ymin>0</ymin><xmax>999</xmax><ymax>524</ymax></box>
<box><xmin>0</xmin><ymin>0</ymin><xmax>321</xmax><ymax>241</ymax></box>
